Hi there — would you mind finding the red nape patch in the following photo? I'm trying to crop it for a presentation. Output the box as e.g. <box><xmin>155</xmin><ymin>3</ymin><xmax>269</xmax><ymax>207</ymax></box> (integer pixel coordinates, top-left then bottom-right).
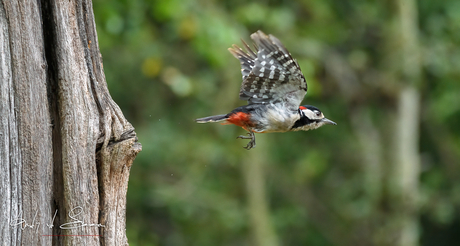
<box><xmin>299</xmin><ymin>106</ymin><xmax>307</xmax><ymax>110</ymax></box>
<box><xmin>222</xmin><ymin>112</ymin><xmax>253</xmax><ymax>130</ymax></box>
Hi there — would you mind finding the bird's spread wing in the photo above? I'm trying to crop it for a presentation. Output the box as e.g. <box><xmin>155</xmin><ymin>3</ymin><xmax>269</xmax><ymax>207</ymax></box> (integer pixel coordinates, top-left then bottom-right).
<box><xmin>228</xmin><ymin>30</ymin><xmax>307</xmax><ymax>106</ymax></box>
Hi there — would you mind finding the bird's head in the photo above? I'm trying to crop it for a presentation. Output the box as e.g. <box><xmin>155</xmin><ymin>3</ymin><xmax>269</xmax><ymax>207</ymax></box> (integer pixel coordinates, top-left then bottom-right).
<box><xmin>291</xmin><ymin>105</ymin><xmax>336</xmax><ymax>131</ymax></box>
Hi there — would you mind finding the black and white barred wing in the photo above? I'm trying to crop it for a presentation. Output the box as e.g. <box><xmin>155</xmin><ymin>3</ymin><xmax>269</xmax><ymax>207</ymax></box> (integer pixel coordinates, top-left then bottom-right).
<box><xmin>228</xmin><ymin>30</ymin><xmax>307</xmax><ymax>106</ymax></box>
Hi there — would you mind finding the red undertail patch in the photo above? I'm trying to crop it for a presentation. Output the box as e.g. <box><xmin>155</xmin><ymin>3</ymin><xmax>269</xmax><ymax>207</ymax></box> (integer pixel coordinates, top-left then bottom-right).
<box><xmin>223</xmin><ymin>112</ymin><xmax>253</xmax><ymax>130</ymax></box>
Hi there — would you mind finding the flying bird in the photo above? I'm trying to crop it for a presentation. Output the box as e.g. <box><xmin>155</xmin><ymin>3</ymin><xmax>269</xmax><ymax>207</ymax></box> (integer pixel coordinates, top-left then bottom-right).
<box><xmin>196</xmin><ymin>31</ymin><xmax>336</xmax><ymax>150</ymax></box>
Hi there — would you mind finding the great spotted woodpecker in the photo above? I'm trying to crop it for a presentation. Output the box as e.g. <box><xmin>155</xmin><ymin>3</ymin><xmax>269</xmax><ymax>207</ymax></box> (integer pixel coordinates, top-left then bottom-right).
<box><xmin>196</xmin><ymin>30</ymin><xmax>336</xmax><ymax>150</ymax></box>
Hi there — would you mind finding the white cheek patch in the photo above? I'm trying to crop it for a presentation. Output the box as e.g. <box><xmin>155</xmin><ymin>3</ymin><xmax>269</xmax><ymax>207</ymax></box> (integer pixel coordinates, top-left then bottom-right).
<box><xmin>303</xmin><ymin>110</ymin><xmax>314</xmax><ymax>119</ymax></box>
<box><xmin>302</xmin><ymin>110</ymin><xmax>323</xmax><ymax>120</ymax></box>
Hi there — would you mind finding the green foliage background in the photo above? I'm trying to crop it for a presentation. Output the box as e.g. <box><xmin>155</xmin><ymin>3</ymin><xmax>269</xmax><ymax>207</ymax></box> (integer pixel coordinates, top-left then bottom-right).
<box><xmin>92</xmin><ymin>0</ymin><xmax>460</xmax><ymax>245</ymax></box>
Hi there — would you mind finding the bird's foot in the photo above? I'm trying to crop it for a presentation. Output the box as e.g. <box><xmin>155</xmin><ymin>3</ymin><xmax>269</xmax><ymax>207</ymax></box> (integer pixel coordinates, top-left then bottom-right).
<box><xmin>236</xmin><ymin>133</ymin><xmax>252</xmax><ymax>139</ymax></box>
<box><xmin>237</xmin><ymin>132</ymin><xmax>256</xmax><ymax>150</ymax></box>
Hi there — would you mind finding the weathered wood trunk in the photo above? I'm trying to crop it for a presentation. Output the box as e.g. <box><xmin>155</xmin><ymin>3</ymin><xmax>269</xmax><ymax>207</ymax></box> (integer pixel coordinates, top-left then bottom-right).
<box><xmin>0</xmin><ymin>0</ymin><xmax>141</xmax><ymax>245</ymax></box>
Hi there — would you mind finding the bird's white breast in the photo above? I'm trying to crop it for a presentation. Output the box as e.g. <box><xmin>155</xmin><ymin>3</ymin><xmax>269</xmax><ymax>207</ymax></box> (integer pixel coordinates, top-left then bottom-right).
<box><xmin>252</xmin><ymin>103</ymin><xmax>300</xmax><ymax>133</ymax></box>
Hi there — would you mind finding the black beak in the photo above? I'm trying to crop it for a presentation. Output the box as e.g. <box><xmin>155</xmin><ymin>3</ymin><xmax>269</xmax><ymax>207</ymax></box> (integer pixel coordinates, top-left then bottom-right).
<box><xmin>321</xmin><ymin>118</ymin><xmax>337</xmax><ymax>125</ymax></box>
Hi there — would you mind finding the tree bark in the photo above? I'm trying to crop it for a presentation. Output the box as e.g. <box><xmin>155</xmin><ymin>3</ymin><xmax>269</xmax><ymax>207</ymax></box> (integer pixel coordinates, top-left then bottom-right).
<box><xmin>0</xmin><ymin>0</ymin><xmax>141</xmax><ymax>245</ymax></box>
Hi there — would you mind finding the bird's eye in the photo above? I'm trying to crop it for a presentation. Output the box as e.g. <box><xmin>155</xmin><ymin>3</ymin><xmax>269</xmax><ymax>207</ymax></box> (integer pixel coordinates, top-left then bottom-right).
<box><xmin>315</xmin><ymin>111</ymin><xmax>321</xmax><ymax>117</ymax></box>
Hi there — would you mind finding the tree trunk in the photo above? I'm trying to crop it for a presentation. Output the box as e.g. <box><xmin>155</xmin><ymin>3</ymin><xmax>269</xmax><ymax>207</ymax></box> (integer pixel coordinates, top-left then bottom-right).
<box><xmin>242</xmin><ymin>138</ymin><xmax>279</xmax><ymax>246</ymax></box>
<box><xmin>0</xmin><ymin>1</ymin><xmax>141</xmax><ymax>245</ymax></box>
<box><xmin>391</xmin><ymin>0</ymin><xmax>421</xmax><ymax>245</ymax></box>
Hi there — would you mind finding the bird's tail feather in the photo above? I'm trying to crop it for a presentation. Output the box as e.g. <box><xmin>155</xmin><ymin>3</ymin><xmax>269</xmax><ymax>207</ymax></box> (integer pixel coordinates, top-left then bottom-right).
<box><xmin>195</xmin><ymin>114</ymin><xmax>228</xmax><ymax>123</ymax></box>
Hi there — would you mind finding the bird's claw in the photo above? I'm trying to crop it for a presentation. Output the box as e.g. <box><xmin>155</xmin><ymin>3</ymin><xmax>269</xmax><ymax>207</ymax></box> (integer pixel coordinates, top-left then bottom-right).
<box><xmin>237</xmin><ymin>132</ymin><xmax>256</xmax><ymax>150</ymax></box>
<box><xmin>243</xmin><ymin>139</ymin><xmax>256</xmax><ymax>150</ymax></box>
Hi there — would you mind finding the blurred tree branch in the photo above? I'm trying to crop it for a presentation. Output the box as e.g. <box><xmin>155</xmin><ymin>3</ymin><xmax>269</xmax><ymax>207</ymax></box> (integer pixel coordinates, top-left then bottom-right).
<box><xmin>392</xmin><ymin>0</ymin><xmax>422</xmax><ymax>245</ymax></box>
<box><xmin>242</xmin><ymin>139</ymin><xmax>279</xmax><ymax>246</ymax></box>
